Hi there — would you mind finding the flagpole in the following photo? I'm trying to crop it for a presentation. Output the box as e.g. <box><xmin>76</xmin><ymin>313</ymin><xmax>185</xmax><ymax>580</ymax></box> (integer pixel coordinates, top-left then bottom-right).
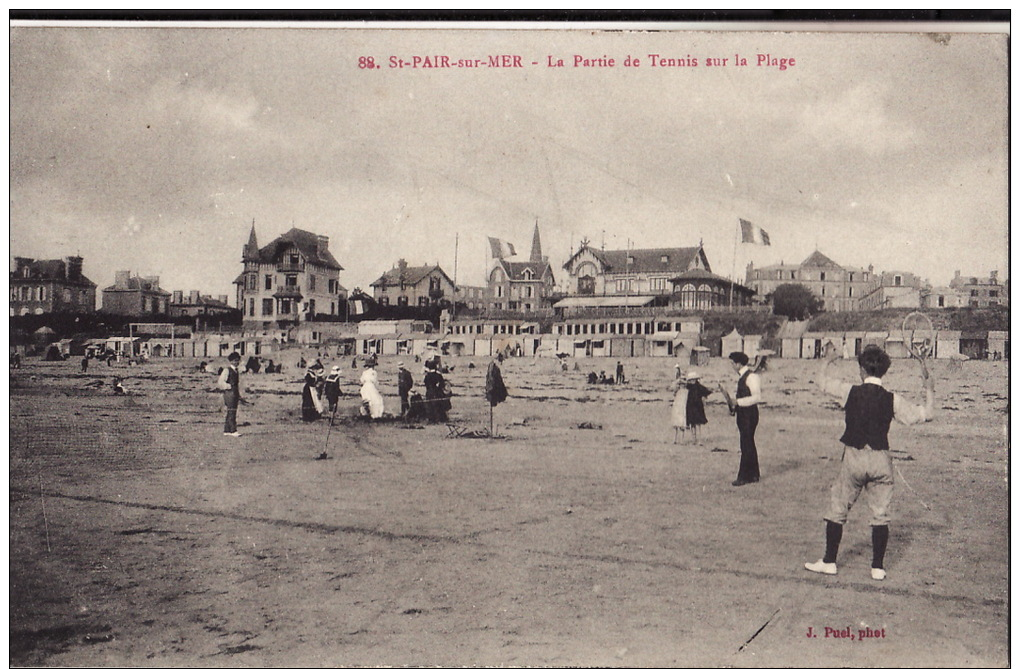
<box><xmin>452</xmin><ymin>233</ymin><xmax>459</xmax><ymax>321</ymax></box>
<box><xmin>730</xmin><ymin>220</ymin><xmax>739</xmax><ymax>309</ymax></box>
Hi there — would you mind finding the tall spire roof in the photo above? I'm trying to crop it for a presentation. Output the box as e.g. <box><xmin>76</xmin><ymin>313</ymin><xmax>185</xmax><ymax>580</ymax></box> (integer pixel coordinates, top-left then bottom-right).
<box><xmin>243</xmin><ymin>221</ymin><xmax>259</xmax><ymax>261</ymax></box>
<box><xmin>530</xmin><ymin>221</ymin><xmax>543</xmax><ymax>263</ymax></box>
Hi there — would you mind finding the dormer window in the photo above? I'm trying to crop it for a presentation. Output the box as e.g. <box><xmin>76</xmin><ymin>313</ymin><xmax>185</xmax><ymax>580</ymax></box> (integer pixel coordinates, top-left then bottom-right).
<box><xmin>522</xmin><ymin>268</ymin><xmax>535</xmax><ymax>280</ymax></box>
<box><xmin>661</xmin><ymin>255</ymin><xmax>669</xmax><ymax>263</ymax></box>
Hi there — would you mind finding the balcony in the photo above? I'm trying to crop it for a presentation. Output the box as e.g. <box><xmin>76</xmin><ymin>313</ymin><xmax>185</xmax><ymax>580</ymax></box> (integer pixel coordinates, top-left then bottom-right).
<box><xmin>273</xmin><ymin>285</ymin><xmax>304</xmax><ymax>299</ymax></box>
<box><xmin>276</xmin><ymin>263</ymin><xmax>303</xmax><ymax>273</ymax></box>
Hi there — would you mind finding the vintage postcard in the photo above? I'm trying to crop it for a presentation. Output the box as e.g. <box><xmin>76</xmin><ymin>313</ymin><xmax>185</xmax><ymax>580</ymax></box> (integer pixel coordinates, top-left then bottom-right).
<box><xmin>9</xmin><ymin>18</ymin><xmax>1010</xmax><ymax>667</ymax></box>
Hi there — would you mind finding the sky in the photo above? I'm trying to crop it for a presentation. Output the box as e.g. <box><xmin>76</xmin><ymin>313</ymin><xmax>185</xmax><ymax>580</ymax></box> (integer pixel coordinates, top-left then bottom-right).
<box><xmin>9</xmin><ymin>23</ymin><xmax>1010</xmax><ymax>303</ymax></box>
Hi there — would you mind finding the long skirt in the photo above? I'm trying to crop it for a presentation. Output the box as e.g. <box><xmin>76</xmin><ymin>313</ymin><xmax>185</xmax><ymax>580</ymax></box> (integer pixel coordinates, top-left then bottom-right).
<box><xmin>671</xmin><ymin>387</ymin><xmax>689</xmax><ymax>429</ymax></box>
<box><xmin>360</xmin><ymin>382</ymin><xmax>385</xmax><ymax>419</ymax></box>
<box><xmin>302</xmin><ymin>384</ymin><xmax>322</xmax><ymax>421</ymax></box>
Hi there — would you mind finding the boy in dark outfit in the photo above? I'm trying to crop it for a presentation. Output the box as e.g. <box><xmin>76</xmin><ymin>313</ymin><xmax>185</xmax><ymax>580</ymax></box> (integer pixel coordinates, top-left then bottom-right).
<box><xmin>806</xmin><ymin>345</ymin><xmax>934</xmax><ymax>581</ymax></box>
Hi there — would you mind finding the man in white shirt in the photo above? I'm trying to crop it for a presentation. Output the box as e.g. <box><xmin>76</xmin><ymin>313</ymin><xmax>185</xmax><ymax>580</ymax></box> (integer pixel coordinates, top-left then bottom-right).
<box><xmin>727</xmin><ymin>352</ymin><xmax>762</xmax><ymax>486</ymax></box>
<box><xmin>805</xmin><ymin>345</ymin><xmax>934</xmax><ymax>581</ymax></box>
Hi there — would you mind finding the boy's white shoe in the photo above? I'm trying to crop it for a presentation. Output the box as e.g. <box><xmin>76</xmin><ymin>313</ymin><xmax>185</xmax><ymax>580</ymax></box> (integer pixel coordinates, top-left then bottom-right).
<box><xmin>804</xmin><ymin>560</ymin><xmax>837</xmax><ymax>575</ymax></box>
<box><xmin>871</xmin><ymin>568</ymin><xmax>887</xmax><ymax>581</ymax></box>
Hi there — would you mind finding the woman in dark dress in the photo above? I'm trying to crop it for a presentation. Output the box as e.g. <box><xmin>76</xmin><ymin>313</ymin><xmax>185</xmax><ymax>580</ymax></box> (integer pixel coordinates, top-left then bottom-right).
<box><xmin>301</xmin><ymin>364</ymin><xmax>324</xmax><ymax>421</ymax></box>
<box><xmin>423</xmin><ymin>358</ymin><xmax>450</xmax><ymax>423</ymax></box>
<box><xmin>684</xmin><ymin>371</ymin><xmax>713</xmax><ymax>444</ymax></box>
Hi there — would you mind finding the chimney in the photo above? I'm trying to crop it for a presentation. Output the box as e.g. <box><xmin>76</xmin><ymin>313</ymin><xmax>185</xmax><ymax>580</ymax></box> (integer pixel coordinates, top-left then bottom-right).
<box><xmin>955</xmin><ymin>270</ymin><xmax>961</xmax><ymax>279</ymax></box>
<box><xmin>398</xmin><ymin>258</ymin><xmax>408</xmax><ymax>283</ymax></box>
<box><xmin>173</xmin><ymin>290</ymin><xmax>184</xmax><ymax>304</ymax></box>
<box><xmin>317</xmin><ymin>235</ymin><xmax>329</xmax><ymax>257</ymax></box>
<box><xmin>65</xmin><ymin>256</ymin><xmax>83</xmax><ymax>281</ymax></box>
<box><xmin>990</xmin><ymin>270</ymin><xmax>999</xmax><ymax>282</ymax></box>
<box><xmin>115</xmin><ymin>270</ymin><xmax>131</xmax><ymax>289</ymax></box>
<box><xmin>14</xmin><ymin>257</ymin><xmax>33</xmax><ymax>278</ymax></box>
<box><xmin>144</xmin><ymin>276</ymin><xmax>160</xmax><ymax>290</ymax></box>
<box><xmin>189</xmin><ymin>290</ymin><xmax>200</xmax><ymax>304</ymax></box>
<box><xmin>218</xmin><ymin>294</ymin><xmax>228</xmax><ymax>305</ymax></box>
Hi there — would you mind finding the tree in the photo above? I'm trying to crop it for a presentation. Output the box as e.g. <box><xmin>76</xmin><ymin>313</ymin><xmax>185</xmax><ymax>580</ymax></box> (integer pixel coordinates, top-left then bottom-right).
<box><xmin>771</xmin><ymin>283</ymin><xmax>824</xmax><ymax>320</ymax></box>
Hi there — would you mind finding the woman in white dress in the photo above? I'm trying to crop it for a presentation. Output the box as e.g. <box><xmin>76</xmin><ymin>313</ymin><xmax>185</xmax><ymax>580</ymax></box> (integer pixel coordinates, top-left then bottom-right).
<box><xmin>670</xmin><ymin>368</ymin><xmax>689</xmax><ymax>444</ymax></box>
<box><xmin>359</xmin><ymin>359</ymin><xmax>385</xmax><ymax>419</ymax></box>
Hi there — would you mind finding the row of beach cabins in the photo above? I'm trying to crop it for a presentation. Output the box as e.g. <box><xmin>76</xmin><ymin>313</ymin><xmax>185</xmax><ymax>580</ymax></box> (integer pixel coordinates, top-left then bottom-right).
<box><xmin>33</xmin><ymin>315</ymin><xmax>1008</xmax><ymax>365</ymax></box>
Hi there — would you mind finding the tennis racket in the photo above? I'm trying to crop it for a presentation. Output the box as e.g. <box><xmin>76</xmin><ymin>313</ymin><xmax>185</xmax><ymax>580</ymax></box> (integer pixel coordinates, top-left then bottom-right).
<box><xmin>902</xmin><ymin>311</ymin><xmax>935</xmax><ymax>361</ymax></box>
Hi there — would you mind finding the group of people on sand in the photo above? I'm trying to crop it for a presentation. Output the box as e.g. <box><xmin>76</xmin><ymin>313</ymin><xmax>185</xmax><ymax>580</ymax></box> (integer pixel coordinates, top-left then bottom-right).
<box><xmin>295</xmin><ymin>352</ymin><xmax>454</xmax><ymax>424</ymax></box>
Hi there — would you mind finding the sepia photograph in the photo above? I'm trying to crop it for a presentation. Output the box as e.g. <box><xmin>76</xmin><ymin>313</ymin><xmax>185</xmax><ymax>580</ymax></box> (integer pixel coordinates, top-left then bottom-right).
<box><xmin>9</xmin><ymin>14</ymin><xmax>1010</xmax><ymax>667</ymax></box>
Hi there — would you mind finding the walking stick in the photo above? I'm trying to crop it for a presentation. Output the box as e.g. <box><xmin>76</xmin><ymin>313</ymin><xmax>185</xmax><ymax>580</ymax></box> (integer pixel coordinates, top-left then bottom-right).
<box><xmin>489</xmin><ymin>403</ymin><xmax>495</xmax><ymax>438</ymax></box>
<box><xmin>317</xmin><ymin>404</ymin><xmax>339</xmax><ymax>460</ymax></box>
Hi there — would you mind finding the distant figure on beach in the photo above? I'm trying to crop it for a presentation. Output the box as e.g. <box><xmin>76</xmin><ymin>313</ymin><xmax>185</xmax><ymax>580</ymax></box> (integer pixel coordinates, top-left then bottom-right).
<box><xmin>81</xmin><ymin>356</ymin><xmax>89</xmax><ymax>373</ymax></box>
<box><xmin>217</xmin><ymin>352</ymin><xmax>242</xmax><ymax>436</ymax></box>
<box><xmin>670</xmin><ymin>372</ymin><xmax>688</xmax><ymax>444</ymax></box>
<box><xmin>302</xmin><ymin>363</ymin><xmax>324</xmax><ymax>421</ymax></box>
<box><xmin>684</xmin><ymin>371</ymin><xmax>712</xmax><ymax>444</ymax></box>
<box><xmin>323</xmin><ymin>365</ymin><xmax>343</xmax><ymax>415</ymax></box>
<box><xmin>359</xmin><ymin>358</ymin><xmax>385</xmax><ymax>419</ymax></box>
<box><xmin>397</xmin><ymin>361</ymin><xmax>413</xmax><ymax>418</ymax></box>
<box><xmin>245</xmin><ymin>356</ymin><xmax>261</xmax><ymax>374</ymax></box>
<box><xmin>423</xmin><ymin>356</ymin><xmax>450</xmax><ymax>423</ymax></box>
<box><xmin>615</xmin><ymin>361</ymin><xmax>625</xmax><ymax>384</ymax></box>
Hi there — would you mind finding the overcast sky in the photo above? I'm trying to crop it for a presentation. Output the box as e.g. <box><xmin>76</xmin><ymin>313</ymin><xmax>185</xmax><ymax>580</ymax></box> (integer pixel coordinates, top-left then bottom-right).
<box><xmin>9</xmin><ymin>24</ymin><xmax>1009</xmax><ymax>300</ymax></box>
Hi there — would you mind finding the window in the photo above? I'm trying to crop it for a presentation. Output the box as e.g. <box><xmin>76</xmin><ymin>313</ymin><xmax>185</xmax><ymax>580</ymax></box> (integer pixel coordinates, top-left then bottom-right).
<box><xmin>661</xmin><ymin>255</ymin><xmax>669</xmax><ymax>263</ymax></box>
<box><xmin>971</xmin><ymin>289</ymin><xmax>979</xmax><ymax>297</ymax></box>
<box><xmin>894</xmin><ymin>275</ymin><xmax>902</xmax><ymax>287</ymax></box>
<box><xmin>308</xmin><ymin>299</ymin><xmax>316</xmax><ymax>314</ymax></box>
<box><xmin>650</xmin><ymin>278</ymin><xmax>668</xmax><ymax>292</ymax></box>
<box><xmin>616</xmin><ymin>279</ymin><xmax>631</xmax><ymax>292</ymax></box>
<box><xmin>249</xmin><ymin>298</ymin><xmax>255</xmax><ymax>316</ymax></box>
<box><xmin>525</xmin><ymin>286</ymin><xmax>533</xmax><ymax>298</ymax></box>
<box><xmin>990</xmin><ymin>290</ymin><xmax>998</xmax><ymax>298</ymax></box>
<box><xmin>264</xmin><ymin>274</ymin><xmax>272</xmax><ymax>290</ymax></box>
<box><xmin>849</xmin><ymin>273</ymin><xmax>854</xmax><ymax>282</ymax></box>
<box><xmin>508</xmin><ymin>301</ymin><xmax>518</xmax><ymax>310</ymax></box>
<box><xmin>398</xmin><ymin>296</ymin><xmax>409</xmax><ymax>306</ymax></box>
<box><xmin>418</xmin><ymin>296</ymin><xmax>429</xmax><ymax>306</ymax></box>
<box><xmin>290</xmin><ymin>254</ymin><xmax>300</xmax><ymax>266</ymax></box>
<box><xmin>820</xmin><ymin>271</ymin><xmax>827</xmax><ymax>281</ymax></box>
<box><xmin>280</xmin><ymin>299</ymin><xmax>291</xmax><ymax>315</ymax></box>
<box><xmin>938</xmin><ymin>296</ymin><xmax>945</xmax><ymax>307</ymax></box>
<box><xmin>379</xmin><ymin>297</ymin><xmax>389</xmax><ymax>306</ymax></box>
<box><xmin>262</xmin><ymin>299</ymin><xmax>273</xmax><ymax>316</ymax></box>
<box><xmin>38</xmin><ymin>286</ymin><xmax>46</xmax><ymax>301</ymax></box>
<box><xmin>496</xmin><ymin>286</ymin><xmax>504</xmax><ymax>298</ymax></box>
<box><xmin>849</xmin><ymin>287</ymin><xmax>854</xmax><ymax>297</ymax></box>
<box><xmin>309</xmin><ymin>275</ymin><xmax>316</xmax><ymax>291</ymax></box>
<box><xmin>286</xmin><ymin>274</ymin><xmax>298</xmax><ymax>287</ymax></box>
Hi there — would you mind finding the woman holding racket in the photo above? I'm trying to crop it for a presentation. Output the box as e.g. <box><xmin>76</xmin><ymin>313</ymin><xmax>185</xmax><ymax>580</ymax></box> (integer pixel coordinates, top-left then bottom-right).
<box><xmin>806</xmin><ymin>343</ymin><xmax>935</xmax><ymax>581</ymax></box>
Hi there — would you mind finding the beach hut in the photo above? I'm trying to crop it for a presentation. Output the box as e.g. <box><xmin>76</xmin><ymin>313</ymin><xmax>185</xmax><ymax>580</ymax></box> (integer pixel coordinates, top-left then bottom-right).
<box><xmin>721</xmin><ymin>328</ymin><xmax>744</xmax><ymax>359</ymax></box>
<box><xmin>934</xmin><ymin>330</ymin><xmax>961</xmax><ymax>359</ymax></box>
<box><xmin>779</xmin><ymin>337</ymin><xmax>802</xmax><ymax>358</ymax></box>
<box><xmin>987</xmin><ymin>331</ymin><xmax>1008</xmax><ymax>360</ymax></box>
<box><xmin>960</xmin><ymin>331</ymin><xmax>988</xmax><ymax>360</ymax></box>
<box><xmin>742</xmin><ymin>334</ymin><xmax>763</xmax><ymax>358</ymax></box>
<box><xmin>648</xmin><ymin>332</ymin><xmax>676</xmax><ymax>357</ymax></box>
<box><xmin>884</xmin><ymin>331</ymin><xmax>910</xmax><ymax>358</ymax></box>
<box><xmin>690</xmin><ymin>346</ymin><xmax>711</xmax><ymax>366</ymax></box>
<box><xmin>801</xmin><ymin>335</ymin><xmax>821</xmax><ymax>360</ymax></box>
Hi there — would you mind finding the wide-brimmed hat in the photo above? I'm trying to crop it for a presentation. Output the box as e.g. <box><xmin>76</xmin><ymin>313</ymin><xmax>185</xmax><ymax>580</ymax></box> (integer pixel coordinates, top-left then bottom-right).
<box><xmin>686</xmin><ymin>371</ymin><xmax>701</xmax><ymax>380</ymax></box>
<box><xmin>397</xmin><ymin>361</ymin><xmax>405</xmax><ymax>368</ymax></box>
<box><xmin>331</xmin><ymin>365</ymin><xmax>340</xmax><ymax>373</ymax></box>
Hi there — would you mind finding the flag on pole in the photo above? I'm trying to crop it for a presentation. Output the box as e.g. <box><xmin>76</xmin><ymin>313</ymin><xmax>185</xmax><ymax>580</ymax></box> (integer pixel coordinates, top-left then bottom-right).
<box><xmin>487</xmin><ymin>237</ymin><xmax>517</xmax><ymax>259</ymax></box>
<box><xmin>739</xmin><ymin>219</ymin><xmax>771</xmax><ymax>245</ymax></box>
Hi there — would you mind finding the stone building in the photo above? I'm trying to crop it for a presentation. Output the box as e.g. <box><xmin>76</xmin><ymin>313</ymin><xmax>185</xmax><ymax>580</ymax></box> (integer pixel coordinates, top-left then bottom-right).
<box><xmin>856</xmin><ymin>271</ymin><xmax>926</xmax><ymax>310</ymax></box>
<box><xmin>101</xmin><ymin>271</ymin><xmax>171</xmax><ymax>317</ymax></box>
<box><xmin>370</xmin><ymin>260</ymin><xmax>455</xmax><ymax>307</ymax></box>
<box><xmin>235</xmin><ymin>225</ymin><xmax>346</xmax><ymax>325</ymax></box>
<box><xmin>486</xmin><ymin>222</ymin><xmax>556</xmax><ymax>312</ymax></box>
<box><xmin>10</xmin><ymin>255</ymin><xmax>96</xmax><ymax>315</ymax></box>
<box><xmin>746</xmin><ymin>250</ymin><xmax>874</xmax><ymax>312</ymax></box>
<box><xmin>949</xmin><ymin>270</ymin><xmax>1007</xmax><ymax>308</ymax></box>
